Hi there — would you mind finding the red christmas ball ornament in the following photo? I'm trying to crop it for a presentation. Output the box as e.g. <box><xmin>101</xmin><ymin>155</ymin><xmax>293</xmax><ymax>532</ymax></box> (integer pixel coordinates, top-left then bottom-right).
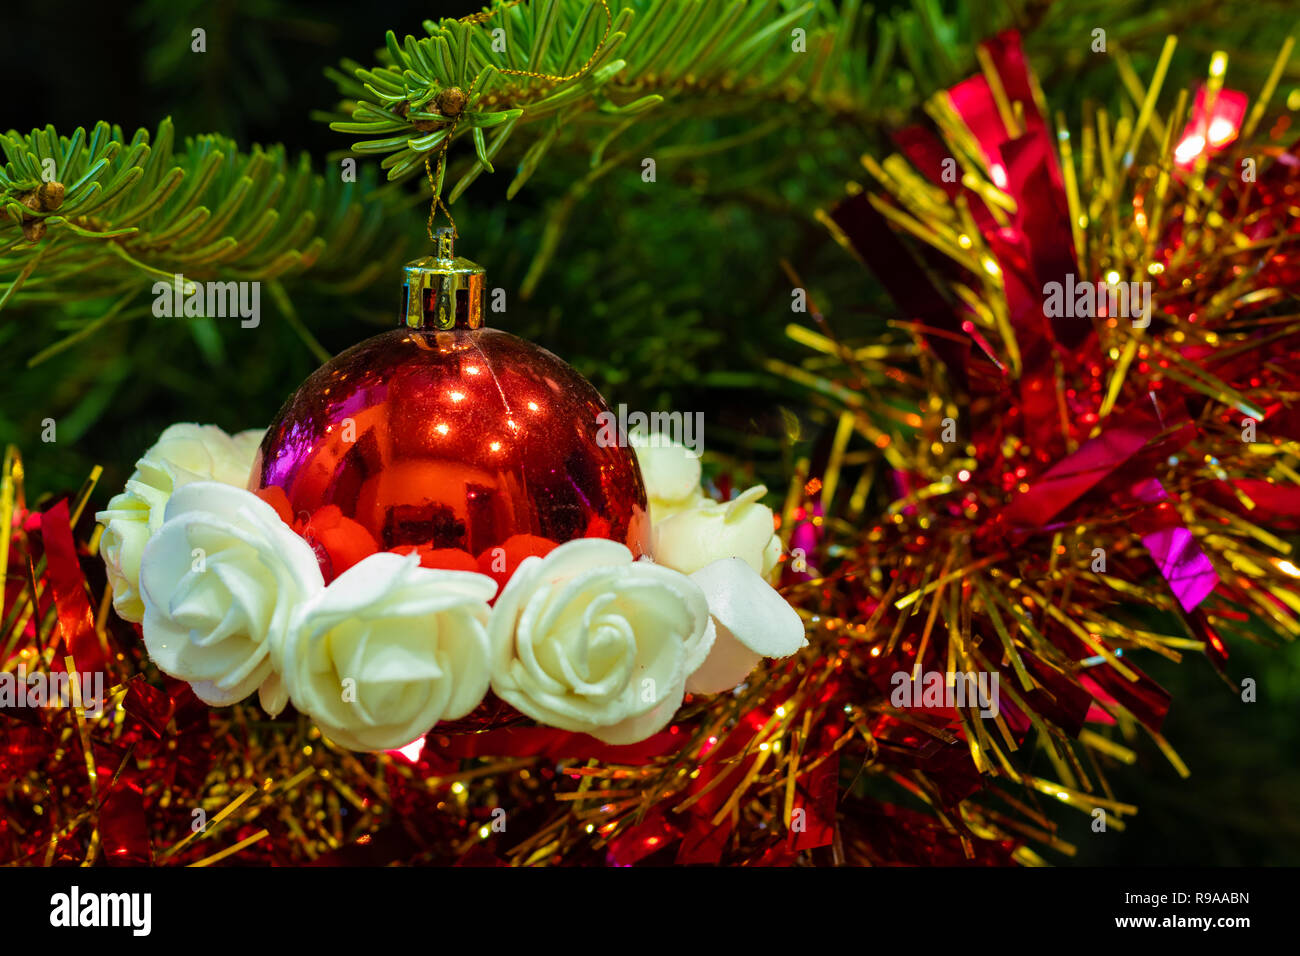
<box><xmin>250</xmin><ymin>231</ymin><xmax>651</xmax><ymax>730</ymax></box>
<box><xmin>252</xmin><ymin>232</ymin><xmax>651</xmax><ymax>577</ymax></box>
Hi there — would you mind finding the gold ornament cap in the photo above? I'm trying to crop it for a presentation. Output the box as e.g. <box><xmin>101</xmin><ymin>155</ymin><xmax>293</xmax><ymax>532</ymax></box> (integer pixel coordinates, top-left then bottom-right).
<box><xmin>400</xmin><ymin>228</ymin><xmax>486</xmax><ymax>330</ymax></box>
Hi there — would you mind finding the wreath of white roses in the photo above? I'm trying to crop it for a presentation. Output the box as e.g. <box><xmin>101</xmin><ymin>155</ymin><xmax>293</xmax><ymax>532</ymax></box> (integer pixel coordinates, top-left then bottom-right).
<box><xmin>96</xmin><ymin>424</ymin><xmax>807</xmax><ymax>751</ymax></box>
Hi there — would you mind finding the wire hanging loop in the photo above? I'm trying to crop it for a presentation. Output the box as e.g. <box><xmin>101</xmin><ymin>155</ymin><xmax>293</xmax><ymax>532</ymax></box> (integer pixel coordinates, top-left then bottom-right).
<box><xmin>424</xmin><ymin>0</ymin><xmax>613</xmax><ymax>240</ymax></box>
<box><xmin>425</xmin><ymin>115</ymin><xmax>463</xmax><ymax>240</ymax></box>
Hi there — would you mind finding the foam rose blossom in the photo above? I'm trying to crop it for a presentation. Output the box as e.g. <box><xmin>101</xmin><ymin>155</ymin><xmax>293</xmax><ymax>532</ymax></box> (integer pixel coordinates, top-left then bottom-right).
<box><xmin>488</xmin><ymin>539</ymin><xmax>714</xmax><ymax>744</ymax></box>
<box><xmin>630</xmin><ymin>432</ymin><xmax>706</xmax><ymax>522</ymax></box>
<box><xmin>139</xmin><ymin>481</ymin><xmax>323</xmax><ymax>711</ymax></box>
<box><xmin>97</xmin><ymin>423</ymin><xmax>265</xmax><ymax>621</ymax></box>
<box><xmin>276</xmin><ymin>552</ymin><xmax>496</xmax><ymax>751</ymax></box>
<box><xmin>653</xmin><ymin>484</ymin><xmax>782</xmax><ymax>578</ymax></box>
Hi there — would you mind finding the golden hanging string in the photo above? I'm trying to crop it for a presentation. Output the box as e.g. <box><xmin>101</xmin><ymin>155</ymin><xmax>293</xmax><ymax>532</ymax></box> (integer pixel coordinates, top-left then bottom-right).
<box><xmin>425</xmin><ymin>0</ymin><xmax>613</xmax><ymax>240</ymax></box>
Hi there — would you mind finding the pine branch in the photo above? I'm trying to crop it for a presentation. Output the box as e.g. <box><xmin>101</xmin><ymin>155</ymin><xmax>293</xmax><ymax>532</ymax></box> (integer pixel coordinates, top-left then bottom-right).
<box><xmin>329</xmin><ymin>0</ymin><xmax>1300</xmax><ymax>203</ymax></box>
<box><xmin>324</xmin><ymin>0</ymin><xmax>894</xmax><ymax>197</ymax></box>
<box><xmin>0</xmin><ymin>119</ymin><xmax>407</xmax><ymax>312</ymax></box>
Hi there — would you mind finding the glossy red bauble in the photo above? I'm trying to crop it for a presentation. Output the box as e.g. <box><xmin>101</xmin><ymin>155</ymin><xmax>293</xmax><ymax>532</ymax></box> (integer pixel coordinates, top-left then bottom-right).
<box><xmin>251</xmin><ymin>327</ymin><xmax>651</xmax><ymax>584</ymax></box>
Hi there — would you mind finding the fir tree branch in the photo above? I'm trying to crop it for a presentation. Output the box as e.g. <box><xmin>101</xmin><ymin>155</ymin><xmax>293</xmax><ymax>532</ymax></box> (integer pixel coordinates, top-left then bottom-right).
<box><xmin>328</xmin><ymin>0</ymin><xmax>1300</xmax><ymax>209</ymax></box>
<box><xmin>0</xmin><ymin>119</ymin><xmax>407</xmax><ymax>312</ymax></box>
<box><xmin>324</xmin><ymin>0</ymin><xmax>889</xmax><ymax>193</ymax></box>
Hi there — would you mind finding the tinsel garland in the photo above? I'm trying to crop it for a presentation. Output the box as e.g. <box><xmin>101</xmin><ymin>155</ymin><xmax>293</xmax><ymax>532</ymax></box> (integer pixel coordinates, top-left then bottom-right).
<box><xmin>3</xmin><ymin>32</ymin><xmax>1299</xmax><ymax>866</ymax></box>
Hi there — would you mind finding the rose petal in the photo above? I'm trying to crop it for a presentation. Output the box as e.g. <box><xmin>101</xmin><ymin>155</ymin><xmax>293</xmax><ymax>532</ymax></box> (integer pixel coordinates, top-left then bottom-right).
<box><xmin>189</xmin><ymin>658</ymin><xmax>273</xmax><ymax>708</ymax></box>
<box><xmin>476</xmin><ymin>533</ymin><xmax>560</xmax><ymax>590</ymax></box>
<box><xmin>631</xmin><ymin>433</ymin><xmax>702</xmax><ymax>503</ymax></box>
<box><xmin>392</xmin><ymin>545</ymin><xmax>480</xmax><ymax>574</ymax></box>
<box><xmin>259</xmin><ymin>671</ymin><xmax>289</xmax><ymax>717</ymax></box>
<box><xmin>685</xmin><ymin>557</ymin><xmax>806</xmax><ymax>694</ymax></box>
<box><xmin>589</xmin><ymin>678</ymin><xmax>686</xmax><ymax>745</ymax></box>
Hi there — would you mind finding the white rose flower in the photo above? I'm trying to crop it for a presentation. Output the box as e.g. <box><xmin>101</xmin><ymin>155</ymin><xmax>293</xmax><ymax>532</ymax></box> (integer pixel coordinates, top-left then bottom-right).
<box><xmin>630</xmin><ymin>432</ymin><xmax>705</xmax><ymax>523</ymax></box>
<box><xmin>277</xmin><ymin>552</ymin><xmax>496</xmax><ymax>752</ymax></box>
<box><xmin>153</xmin><ymin>423</ymin><xmax>266</xmax><ymax>486</ymax></box>
<box><xmin>685</xmin><ymin>558</ymin><xmax>808</xmax><ymax>694</ymax></box>
<box><xmin>227</xmin><ymin>427</ymin><xmax>267</xmax><ymax>475</ymax></box>
<box><xmin>488</xmin><ymin>538</ymin><xmax>714</xmax><ymax>744</ymax></box>
<box><xmin>140</xmin><ymin>481</ymin><xmax>323</xmax><ymax>709</ymax></box>
<box><xmin>96</xmin><ymin>423</ymin><xmax>266</xmax><ymax>622</ymax></box>
<box><xmin>653</xmin><ymin>485</ymin><xmax>782</xmax><ymax>578</ymax></box>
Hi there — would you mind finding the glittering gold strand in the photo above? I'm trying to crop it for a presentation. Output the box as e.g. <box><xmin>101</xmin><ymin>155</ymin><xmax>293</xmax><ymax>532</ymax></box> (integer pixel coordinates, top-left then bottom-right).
<box><xmin>1056</xmin><ymin>115</ymin><xmax>1087</xmax><ymax>265</ymax></box>
<box><xmin>187</xmin><ymin>829</ymin><xmax>270</xmax><ymax>868</ymax></box>
<box><xmin>1113</xmin><ymin>37</ymin><xmax>1179</xmax><ymax>163</ymax></box>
